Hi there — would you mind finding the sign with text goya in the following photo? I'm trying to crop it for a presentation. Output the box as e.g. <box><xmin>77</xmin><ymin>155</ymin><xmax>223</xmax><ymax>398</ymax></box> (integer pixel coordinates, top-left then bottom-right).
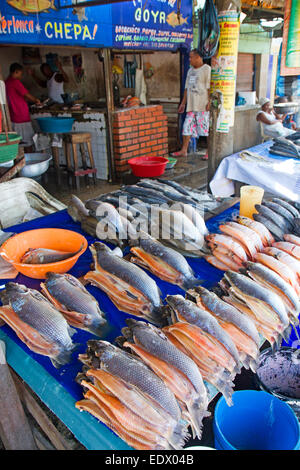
<box><xmin>0</xmin><ymin>0</ymin><xmax>193</xmax><ymax>50</ymax></box>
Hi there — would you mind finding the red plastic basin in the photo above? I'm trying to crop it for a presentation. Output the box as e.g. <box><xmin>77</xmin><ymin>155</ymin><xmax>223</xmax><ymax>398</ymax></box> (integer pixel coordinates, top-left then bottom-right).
<box><xmin>128</xmin><ymin>156</ymin><xmax>169</xmax><ymax>177</ymax></box>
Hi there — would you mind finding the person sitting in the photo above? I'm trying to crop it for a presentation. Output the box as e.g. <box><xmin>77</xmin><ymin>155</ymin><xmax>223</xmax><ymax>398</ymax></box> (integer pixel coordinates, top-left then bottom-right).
<box><xmin>256</xmin><ymin>97</ymin><xmax>296</xmax><ymax>138</ymax></box>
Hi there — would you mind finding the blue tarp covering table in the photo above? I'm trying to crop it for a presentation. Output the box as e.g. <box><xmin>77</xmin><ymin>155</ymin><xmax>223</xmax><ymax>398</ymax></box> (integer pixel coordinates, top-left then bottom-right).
<box><xmin>209</xmin><ymin>141</ymin><xmax>300</xmax><ymax>202</ymax></box>
<box><xmin>0</xmin><ymin>203</ymin><xmax>251</xmax><ymax>450</ymax></box>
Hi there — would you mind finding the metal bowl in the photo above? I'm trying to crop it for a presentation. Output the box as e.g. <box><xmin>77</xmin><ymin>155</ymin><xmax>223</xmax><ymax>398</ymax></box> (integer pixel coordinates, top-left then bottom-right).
<box><xmin>19</xmin><ymin>153</ymin><xmax>52</xmax><ymax>178</ymax></box>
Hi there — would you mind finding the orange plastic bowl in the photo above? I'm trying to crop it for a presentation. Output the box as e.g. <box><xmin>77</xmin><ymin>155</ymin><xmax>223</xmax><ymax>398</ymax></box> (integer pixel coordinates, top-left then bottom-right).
<box><xmin>0</xmin><ymin>228</ymin><xmax>88</xmax><ymax>279</ymax></box>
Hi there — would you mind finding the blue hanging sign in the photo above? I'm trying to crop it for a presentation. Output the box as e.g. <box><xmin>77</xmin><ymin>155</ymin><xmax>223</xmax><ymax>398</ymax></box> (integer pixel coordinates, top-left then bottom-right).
<box><xmin>112</xmin><ymin>0</ymin><xmax>193</xmax><ymax>50</ymax></box>
<box><xmin>0</xmin><ymin>0</ymin><xmax>192</xmax><ymax>50</ymax></box>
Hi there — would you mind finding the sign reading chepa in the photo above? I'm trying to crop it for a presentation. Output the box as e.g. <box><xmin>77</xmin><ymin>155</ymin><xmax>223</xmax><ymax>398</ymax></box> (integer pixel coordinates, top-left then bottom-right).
<box><xmin>0</xmin><ymin>0</ymin><xmax>193</xmax><ymax>50</ymax></box>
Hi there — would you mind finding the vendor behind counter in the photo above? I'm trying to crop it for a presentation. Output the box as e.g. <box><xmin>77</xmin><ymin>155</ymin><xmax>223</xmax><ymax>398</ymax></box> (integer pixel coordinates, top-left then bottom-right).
<box><xmin>28</xmin><ymin>60</ymin><xmax>69</xmax><ymax>104</ymax></box>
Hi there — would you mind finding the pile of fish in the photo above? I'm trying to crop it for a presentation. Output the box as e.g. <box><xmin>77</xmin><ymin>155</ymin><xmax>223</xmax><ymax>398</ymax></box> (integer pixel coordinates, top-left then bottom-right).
<box><xmin>67</xmin><ymin>178</ymin><xmax>225</xmax><ymax>256</ymax></box>
<box><xmin>75</xmin><ymin>288</ymin><xmax>263</xmax><ymax>449</ymax></box>
<box><xmin>269</xmin><ymin>136</ymin><xmax>300</xmax><ymax>159</ymax></box>
<box><xmin>84</xmin><ymin>238</ymin><xmax>203</xmax><ymax>322</ymax></box>
<box><xmin>253</xmin><ymin>198</ymin><xmax>300</xmax><ymax>241</ymax></box>
<box><xmin>205</xmin><ymin>197</ymin><xmax>300</xmax><ymax>271</ymax></box>
<box><xmin>0</xmin><ymin>274</ymin><xmax>107</xmax><ymax>366</ymax></box>
<box><xmin>76</xmin><ymin>339</ymin><xmax>193</xmax><ymax>450</ymax></box>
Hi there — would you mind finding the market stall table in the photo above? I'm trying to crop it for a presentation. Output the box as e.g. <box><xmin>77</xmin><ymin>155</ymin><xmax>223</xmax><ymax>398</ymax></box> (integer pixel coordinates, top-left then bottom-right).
<box><xmin>0</xmin><ymin>201</ymin><xmax>254</xmax><ymax>450</ymax></box>
<box><xmin>209</xmin><ymin>141</ymin><xmax>300</xmax><ymax>202</ymax></box>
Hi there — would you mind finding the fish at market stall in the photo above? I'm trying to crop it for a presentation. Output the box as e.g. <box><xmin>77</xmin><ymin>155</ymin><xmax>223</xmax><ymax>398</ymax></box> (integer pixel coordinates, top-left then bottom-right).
<box><xmin>21</xmin><ymin>246</ymin><xmax>83</xmax><ymax>264</ymax></box>
<box><xmin>40</xmin><ymin>272</ymin><xmax>107</xmax><ymax>336</ymax></box>
<box><xmin>118</xmin><ymin>319</ymin><xmax>210</xmax><ymax>438</ymax></box>
<box><xmin>263</xmin><ymin>246</ymin><xmax>300</xmax><ymax>283</ymax></box>
<box><xmin>242</xmin><ymin>261</ymin><xmax>300</xmax><ymax>323</ymax></box>
<box><xmin>0</xmin><ymin>283</ymin><xmax>76</xmax><ymax>367</ymax></box>
<box><xmin>129</xmin><ymin>233</ymin><xmax>202</xmax><ymax>290</ymax></box>
<box><xmin>186</xmin><ymin>286</ymin><xmax>260</xmax><ymax>371</ymax></box>
<box><xmin>234</xmin><ymin>215</ymin><xmax>274</xmax><ymax>247</ymax></box>
<box><xmin>84</xmin><ymin>242</ymin><xmax>163</xmax><ymax>323</ymax></box>
<box><xmin>222</xmin><ymin>271</ymin><xmax>290</xmax><ymax>345</ymax></box>
<box><xmin>162</xmin><ymin>295</ymin><xmax>240</xmax><ymax>404</ymax></box>
<box><xmin>76</xmin><ymin>340</ymin><xmax>189</xmax><ymax>450</ymax></box>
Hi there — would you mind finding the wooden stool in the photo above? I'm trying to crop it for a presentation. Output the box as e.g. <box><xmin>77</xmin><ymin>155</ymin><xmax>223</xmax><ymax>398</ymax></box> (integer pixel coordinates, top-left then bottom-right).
<box><xmin>63</xmin><ymin>132</ymin><xmax>97</xmax><ymax>191</ymax></box>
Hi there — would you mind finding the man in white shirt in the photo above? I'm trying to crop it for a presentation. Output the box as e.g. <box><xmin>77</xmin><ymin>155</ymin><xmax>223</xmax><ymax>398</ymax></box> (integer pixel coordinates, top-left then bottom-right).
<box><xmin>29</xmin><ymin>59</ymin><xmax>69</xmax><ymax>104</ymax></box>
<box><xmin>171</xmin><ymin>49</ymin><xmax>211</xmax><ymax>158</ymax></box>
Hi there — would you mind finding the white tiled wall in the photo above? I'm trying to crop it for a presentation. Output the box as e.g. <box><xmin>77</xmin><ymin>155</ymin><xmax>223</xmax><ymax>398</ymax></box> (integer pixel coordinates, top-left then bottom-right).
<box><xmin>32</xmin><ymin>112</ymin><xmax>108</xmax><ymax>180</ymax></box>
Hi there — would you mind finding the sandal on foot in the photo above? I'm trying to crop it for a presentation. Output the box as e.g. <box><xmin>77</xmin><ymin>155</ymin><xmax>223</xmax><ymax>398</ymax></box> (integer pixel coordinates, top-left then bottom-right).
<box><xmin>170</xmin><ymin>151</ymin><xmax>187</xmax><ymax>157</ymax></box>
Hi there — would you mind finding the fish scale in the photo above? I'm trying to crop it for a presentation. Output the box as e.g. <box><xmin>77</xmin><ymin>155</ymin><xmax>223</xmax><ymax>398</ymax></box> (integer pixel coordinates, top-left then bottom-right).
<box><xmin>93</xmin><ymin>242</ymin><xmax>161</xmax><ymax>309</ymax></box>
<box><xmin>95</xmin><ymin>342</ymin><xmax>182</xmax><ymax>421</ymax></box>
<box><xmin>166</xmin><ymin>295</ymin><xmax>241</xmax><ymax>367</ymax></box>
<box><xmin>1</xmin><ymin>283</ymin><xmax>74</xmax><ymax>353</ymax></box>
<box><xmin>127</xmin><ymin>320</ymin><xmax>207</xmax><ymax>397</ymax></box>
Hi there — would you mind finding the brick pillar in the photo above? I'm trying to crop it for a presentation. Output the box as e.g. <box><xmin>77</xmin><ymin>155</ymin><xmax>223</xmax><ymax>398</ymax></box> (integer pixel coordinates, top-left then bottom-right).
<box><xmin>113</xmin><ymin>105</ymin><xmax>169</xmax><ymax>177</ymax></box>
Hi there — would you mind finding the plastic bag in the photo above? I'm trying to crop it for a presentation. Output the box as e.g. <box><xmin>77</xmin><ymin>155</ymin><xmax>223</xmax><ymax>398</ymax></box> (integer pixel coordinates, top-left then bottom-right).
<box><xmin>198</xmin><ymin>0</ymin><xmax>220</xmax><ymax>59</ymax></box>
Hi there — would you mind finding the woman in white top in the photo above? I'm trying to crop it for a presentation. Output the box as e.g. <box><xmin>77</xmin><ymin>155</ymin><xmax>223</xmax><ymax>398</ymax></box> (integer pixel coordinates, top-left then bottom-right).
<box><xmin>29</xmin><ymin>60</ymin><xmax>69</xmax><ymax>104</ymax></box>
<box><xmin>256</xmin><ymin>97</ymin><xmax>295</xmax><ymax>137</ymax></box>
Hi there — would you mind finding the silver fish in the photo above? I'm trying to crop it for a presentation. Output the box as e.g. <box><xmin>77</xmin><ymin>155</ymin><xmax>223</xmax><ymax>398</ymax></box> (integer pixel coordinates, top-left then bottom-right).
<box><xmin>0</xmin><ymin>283</ymin><xmax>76</xmax><ymax>367</ymax></box>
<box><xmin>255</xmin><ymin>204</ymin><xmax>292</xmax><ymax>233</ymax></box>
<box><xmin>130</xmin><ymin>233</ymin><xmax>201</xmax><ymax>290</ymax></box>
<box><xmin>121</xmin><ymin>319</ymin><xmax>209</xmax><ymax>438</ymax></box>
<box><xmin>253</xmin><ymin>213</ymin><xmax>285</xmax><ymax>241</ymax></box>
<box><xmin>165</xmin><ymin>295</ymin><xmax>241</xmax><ymax>370</ymax></box>
<box><xmin>80</xmin><ymin>340</ymin><xmax>188</xmax><ymax>448</ymax></box>
<box><xmin>272</xmin><ymin>198</ymin><xmax>300</xmax><ymax>218</ymax></box>
<box><xmin>244</xmin><ymin>261</ymin><xmax>300</xmax><ymax>320</ymax></box>
<box><xmin>85</xmin><ymin>242</ymin><xmax>163</xmax><ymax>323</ymax></box>
<box><xmin>41</xmin><ymin>272</ymin><xmax>106</xmax><ymax>336</ymax></box>
<box><xmin>224</xmin><ymin>271</ymin><xmax>290</xmax><ymax>331</ymax></box>
<box><xmin>21</xmin><ymin>247</ymin><xmax>82</xmax><ymax>264</ymax></box>
<box><xmin>188</xmin><ymin>286</ymin><xmax>260</xmax><ymax>347</ymax></box>
<box><xmin>262</xmin><ymin>200</ymin><xmax>295</xmax><ymax>224</ymax></box>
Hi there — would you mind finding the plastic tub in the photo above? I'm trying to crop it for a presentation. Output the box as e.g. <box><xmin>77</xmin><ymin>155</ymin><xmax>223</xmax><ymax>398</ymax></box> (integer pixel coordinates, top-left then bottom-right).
<box><xmin>213</xmin><ymin>390</ymin><xmax>300</xmax><ymax>450</ymax></box>
<box><xmin>0</xmin><ymin>133</ymin><xmax>21</xmax><ymax>163</ymax></box>
<box><xmin>36</xmin><ymin>117</ymin><xmax>74</xmax><ymax>134</ymax></box>
<box><xmin>128</xmin><ymin>156</ymin><xmax>168</xmax><ymax>177</ymax></box>
<box><xmin>255</xmin><ymin>347</ymin><xmax>300</xmax><ymax>420</ymax></box>
<box><xmin>0</xmin><ymin>228</ymin><xmax>87</xmax><ymax>279</ymax></box>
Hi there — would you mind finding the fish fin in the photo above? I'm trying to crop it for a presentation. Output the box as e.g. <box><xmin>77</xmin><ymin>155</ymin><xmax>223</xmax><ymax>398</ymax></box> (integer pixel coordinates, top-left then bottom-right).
<box><xmin>185</xmin><ymin>401</ymin><xmax>210</xmax><ymax>440</ymax></box>
<box><xmin>282</xmin><ymin>325</ymin><xmax>292</xmax><ymax>343</ymax></box>
<box><xmin>181</xmin><ymin>277</ymin><xmax>203</xmax><ymax>291</ymax></box>
<box><xmin>50</xmin><ymin>345</ymin><xmax>77</xmax><ymax>368</ymax></box>
<box><xmin>114</xmin><ymin>335</ymin><xmax>128</xmax><ymax>349</ymax></box>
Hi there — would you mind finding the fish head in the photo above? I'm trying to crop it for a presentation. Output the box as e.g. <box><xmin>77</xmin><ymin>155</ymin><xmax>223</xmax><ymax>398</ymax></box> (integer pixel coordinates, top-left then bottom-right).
<box><xmin>89</xmin><ymin>241</ymin><xmax>111</xmax><ymax>258</ymax></box>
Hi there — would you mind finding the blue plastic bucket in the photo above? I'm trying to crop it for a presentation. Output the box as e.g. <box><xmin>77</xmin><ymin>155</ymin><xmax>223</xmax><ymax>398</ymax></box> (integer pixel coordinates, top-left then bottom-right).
<box><xmin>36</xmin><ymin>117</ymin><xmax>74</xmax><ymax>134</ymax></box>
<box><xmin>213</xmin><ymin>390</ymin><xmax>300</xmax><ymax>450</ymax></box>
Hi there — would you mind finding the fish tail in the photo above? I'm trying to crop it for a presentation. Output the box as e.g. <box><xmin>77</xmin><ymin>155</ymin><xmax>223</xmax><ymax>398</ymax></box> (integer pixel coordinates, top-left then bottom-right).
<box><xmin>282</xmin><ymin>325</ymin><xmax>292</xmax><ymax>343</ymax></box>
<box><xmin>51</xmin><ymin>345</ymin><xmax>77</xmax><ymax>368</ymax></box>
<box><xmin>186</xmin><ymin>401</ymin><xmax>210</xmax><ymax>440</ymax></box>
<box><xmin>181</xmin><ymin>277</ymin><xmax>203</xmax><ymax>291</ymax></box>
<box><xmin>168</xmin><ymin>421</ymin><xmax>190</xmax><ymax>450</ymax></box>
<box><xmin>85</xmin><ymin>317</ymin><xmax>107</xmax><ymax>338</ymax></box>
